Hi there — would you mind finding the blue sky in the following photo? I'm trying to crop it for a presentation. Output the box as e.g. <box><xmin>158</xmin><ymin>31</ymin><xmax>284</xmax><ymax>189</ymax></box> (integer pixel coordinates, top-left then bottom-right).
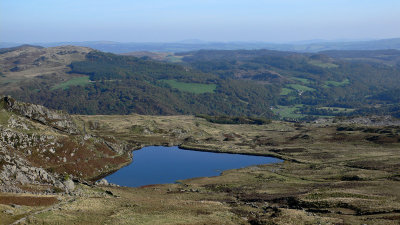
<box><xmin>1</xmin><ymin>0</ymin><xmax>399</xmax><ymax>43</ymax></box>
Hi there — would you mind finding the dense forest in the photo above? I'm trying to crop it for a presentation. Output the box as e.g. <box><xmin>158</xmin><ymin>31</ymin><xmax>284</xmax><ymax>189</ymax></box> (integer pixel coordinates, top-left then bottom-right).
<box><xmin>4</xmin><ymin>47</ymin><xmax>400</xmax><ymax>120</ymax></box>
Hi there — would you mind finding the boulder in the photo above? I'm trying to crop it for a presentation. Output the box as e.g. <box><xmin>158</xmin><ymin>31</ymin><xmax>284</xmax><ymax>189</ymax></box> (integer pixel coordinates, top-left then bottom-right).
<box><xmin>96</xmin><ymin>178</ymin><xmax>109</xmax><ymax>186</ymax></box>
<box><xmin>63</xmin><ymin>179</ymin><xmax>75</xmax><ymax>192</ymax></box>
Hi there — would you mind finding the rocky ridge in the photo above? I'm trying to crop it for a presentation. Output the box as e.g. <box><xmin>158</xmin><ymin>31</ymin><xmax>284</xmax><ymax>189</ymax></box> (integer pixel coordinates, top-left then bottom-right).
<box><xmin>0</xmin><ymin>97</ymin><xmax>131</xmax><ymax>194</ymax></box>
<box><xmin>2</xmin><ymin>96</ymin><xmax>79</xmax><ymax>134</ymax></box>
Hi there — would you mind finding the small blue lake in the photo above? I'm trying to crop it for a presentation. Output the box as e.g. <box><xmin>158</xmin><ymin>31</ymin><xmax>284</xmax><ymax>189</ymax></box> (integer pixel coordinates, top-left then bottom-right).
<box><xmin>105</xmin><ymin>146</ymin><xmax>282</xmax><ymax>187</ymax></box>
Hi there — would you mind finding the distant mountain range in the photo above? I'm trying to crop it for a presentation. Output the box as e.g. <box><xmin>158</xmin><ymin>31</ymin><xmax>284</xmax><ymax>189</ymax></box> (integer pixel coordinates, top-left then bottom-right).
<box><xmin>1</xmin><ymin>38</ymin><xmax>400</xmax><ymax>53</ymax></box>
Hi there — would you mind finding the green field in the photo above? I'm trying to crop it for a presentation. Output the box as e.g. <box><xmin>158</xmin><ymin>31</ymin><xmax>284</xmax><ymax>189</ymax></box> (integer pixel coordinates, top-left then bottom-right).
<box><xmin>323</xmin><ymin>78</ymin><xmax>350</xmax><ymax>88</ymax></box>
<box><xmin>272</xmin><ymin>104</ymin><xmax>305</xmax><ymax>119</ymax></box>
<box><xmin>279</xmin><ymin>88</ymin><xmax>293</xmax><ymax>95</ymax></box>
<box><xmin>161</xmin><ymin>79</ymin><xmax>217</xmax><ymax>94</ymax></box>
<box><xmin>286</xmin><ymin>84</ymin><xmax>316</xmax><ymax>92</ymax></box>
<box><xmin>309</xmin><ymin>60</ymin><xmax>339</xmax><ymax>68</ymax></box>
<box><xmin>51</xmin><ymin>76</ymin><xmax>91</xmax><ymax>90</ymax></box>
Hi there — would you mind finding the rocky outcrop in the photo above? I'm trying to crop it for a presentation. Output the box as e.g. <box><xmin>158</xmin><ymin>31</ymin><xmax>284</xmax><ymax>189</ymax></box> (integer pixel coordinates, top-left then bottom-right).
<box><xmin>1</xmin><ymin>96</ymin><xmax>79</xmax><ymax>134</ymax></box>
<box><xmin>95</xmin><ymin>179</ymin><xmax>108</xmax><ymax>186</ymax></box>
<box><xmin>0</xmin><ymin>126</ymin><xmax>57</xmax><ymax>152</ymax></box>
<box><xmin>95</xmin><ymin>178</ymin><xmax>119</xmax><ymax>187</ymax></box>
<box><xmin>0</xmin><ymin>97</ymin><xmax>131</xmax><ymax>194</ymax></box>
<box><xmin>0</xmin><ymin>144</ymin><xmax>61</xmax><ymax>193</ymax></box>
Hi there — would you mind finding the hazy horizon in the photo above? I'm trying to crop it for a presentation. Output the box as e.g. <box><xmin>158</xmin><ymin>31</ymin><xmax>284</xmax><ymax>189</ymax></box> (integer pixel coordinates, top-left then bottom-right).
<box><xmin>1</xmin><ymin>0</ymin><xmax>399</xmax><ymax>43</ymax></box>
<box><xmin>1</xmin><ymin>38</ymin><xmax>396</xmax><ymax>45</ymax></box>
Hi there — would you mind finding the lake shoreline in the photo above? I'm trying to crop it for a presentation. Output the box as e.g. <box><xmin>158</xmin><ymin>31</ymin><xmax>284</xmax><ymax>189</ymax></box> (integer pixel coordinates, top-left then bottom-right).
<box><xmin>92</xmin><ymin>143</ymin><xmax>290</xmax><ymax>183</ymax></box>
<box><xmin>102</xmin><ymin>146</ymin><xmax>282</xmax><ymax>187</ymax></box>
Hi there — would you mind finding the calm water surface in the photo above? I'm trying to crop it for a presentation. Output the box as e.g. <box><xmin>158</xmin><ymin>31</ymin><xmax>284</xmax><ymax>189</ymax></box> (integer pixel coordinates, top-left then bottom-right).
<box><xmin>105</xmin><ymin>146</ymin><xmax>282</xmax><ymax>187</ymax></box>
